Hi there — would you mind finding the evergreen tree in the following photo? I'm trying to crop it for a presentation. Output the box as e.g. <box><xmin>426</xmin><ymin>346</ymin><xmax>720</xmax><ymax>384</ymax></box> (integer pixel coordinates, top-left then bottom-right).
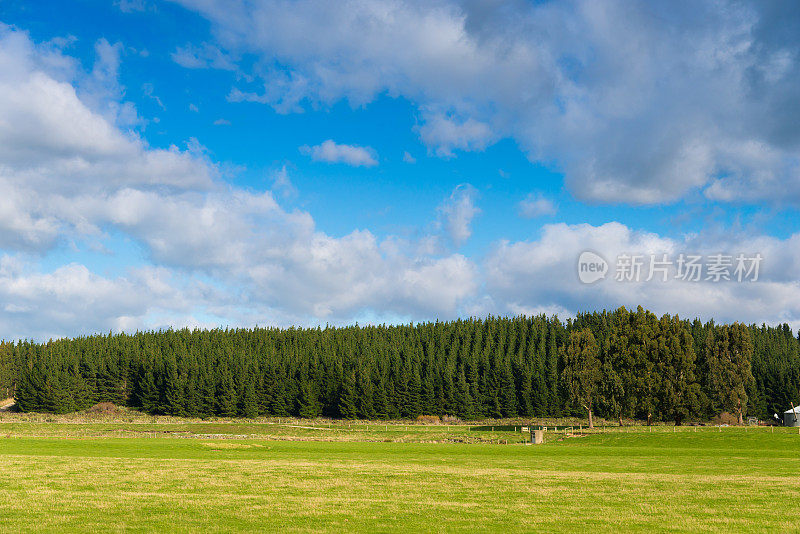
<box><xmin>561</xmin><ymin>329</ymin><xmax>602</xmax><ymax>428</ymax></box>
<box><xmin>338</xmin><ymin>370</ymin><xmax>359</xmax><ymax>419</ymax></box>
<box><xmin>214</xmin><ymin>364</ymin><xmax>238</xmax><ymax>417</ymax></box>
<box><xmin>706</xmin><ymin>323</ymin><xmax>755</xmax><ymax>424</ymax></box>
<box><xmin>7</xmin><ymin>311</ymin><xmax>797</xmax><ymax>425</ymax></box>
<box><xmin>238</xmin><ymin>374</ymin><xmax>259</xmax><ymax>418</ymax></box>
<box><xmin>656</xmin><ymin>316</ymin><xmax>700</xmax><ymax>425</ymax></box>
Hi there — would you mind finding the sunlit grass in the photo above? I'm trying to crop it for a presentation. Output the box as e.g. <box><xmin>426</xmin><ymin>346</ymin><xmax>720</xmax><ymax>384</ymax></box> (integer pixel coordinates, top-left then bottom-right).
<box><xmin>0</xmin><ymin>416</ymin><xmax>798</xmax><ymax>532</ymax></box>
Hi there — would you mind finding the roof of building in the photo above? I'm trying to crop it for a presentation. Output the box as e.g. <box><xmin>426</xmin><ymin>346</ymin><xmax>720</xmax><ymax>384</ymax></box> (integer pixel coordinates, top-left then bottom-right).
<box><xmin>784</xmin><ymin>406</ymin><xmax>800</xmax><ymax>414</ymax></box>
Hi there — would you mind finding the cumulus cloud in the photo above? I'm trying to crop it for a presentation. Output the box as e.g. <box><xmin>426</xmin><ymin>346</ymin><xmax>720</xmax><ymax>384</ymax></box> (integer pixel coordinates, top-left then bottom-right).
<box><xmin>0</xmin><ymin>256</ymin><xmax>197</xmax><ymax>340</ymax></box>
<box><xmin>0</xmin><ymin>26</ymin><xmax>214</xmax><ymax>252</ymax></box>
<box><xmin>485</xmin><ymin>222</ymin><xmax>800</xmax><ymax>328</ymax></box>
<box><xmin>2</xmin><ymin>18</ymin><xmax>800</xmax><ymax>341</ymax></box>
<box><xmin>300</xmin><ymin>139</ymin><xmax>378</xmax><ymax>167</ymax></box>
<box><xmin>417</xmin><ymin>113</ymin><xmax>495</xmax><ymax>158</ymax></box>
<box><xmin>0</xmin><ymin>26</ymin><xmax>479</xmax><ymax>338</ymax></box>
<box><xmin>174</xmin><ymin>0</ymin><xmax>800</xmax><ymax>205</ymax></box>
<box><xmin>437</xmin><ymin>184</ymin><xmax>480</xmax><ymax>247</ymax></box>
<box><xmin>518</xmin><ymin>193</ymin><xmax>557</xmax><ymax>218</ymax></box>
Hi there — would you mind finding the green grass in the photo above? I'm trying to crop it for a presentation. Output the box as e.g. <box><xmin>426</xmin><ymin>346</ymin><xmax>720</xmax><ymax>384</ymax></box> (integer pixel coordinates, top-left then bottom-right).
<box><xmin>0</xmin><ymin>417</ymin><xmax>798</xmax><ymax>532</ymax></box>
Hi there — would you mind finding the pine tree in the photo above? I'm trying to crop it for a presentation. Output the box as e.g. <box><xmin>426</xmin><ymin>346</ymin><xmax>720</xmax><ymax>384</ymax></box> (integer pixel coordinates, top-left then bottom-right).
<box><xmin>454</xmin><ymin>369</ymin><xmax>474</xmax><ymax>419</ymax></box>
<box><xmin>238</xmin><ymin>374</ymin><xmax>259</xmax><ymax>418</ymax></box>
<box><xmin>338</xmin><ymin>370</ymin><xmax>359</xmax><ymax>419</ymax></box>
<box><xmin>133</xmin><ymin>362</ymin><xmax>159</xmax><ymax>413</ymax></box>
<box><xmin>214</xmin><ymin>364</ymin><xmax>238</xmax><ymax>417</ymax></box>
<box><xmin>8</xmin><ymin>311</ymin><xmax>798</xmax><ymax>425</ymax></box>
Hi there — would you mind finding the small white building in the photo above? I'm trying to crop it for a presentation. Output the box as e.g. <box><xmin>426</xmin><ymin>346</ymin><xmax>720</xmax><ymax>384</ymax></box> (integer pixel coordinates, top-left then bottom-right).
<box><xmin>784</xmin><ymin>406</ymin><xmax>800</xmax><ymax>427</ymax></box>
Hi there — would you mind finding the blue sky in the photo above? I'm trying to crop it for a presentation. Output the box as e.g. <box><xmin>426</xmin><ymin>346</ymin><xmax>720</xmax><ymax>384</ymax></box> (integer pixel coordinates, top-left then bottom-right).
<box><xmin>1</xmin><ymin>0</ymin><xmax>799</xmax><ymax>339</ymax></box>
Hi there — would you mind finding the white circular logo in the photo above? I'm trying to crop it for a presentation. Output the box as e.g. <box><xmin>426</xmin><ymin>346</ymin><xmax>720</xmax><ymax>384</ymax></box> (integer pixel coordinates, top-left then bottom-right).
<box><xmin>577</xmin><ymin>251</ymin><xmax>608</xmax><ymax>284</ymax></box>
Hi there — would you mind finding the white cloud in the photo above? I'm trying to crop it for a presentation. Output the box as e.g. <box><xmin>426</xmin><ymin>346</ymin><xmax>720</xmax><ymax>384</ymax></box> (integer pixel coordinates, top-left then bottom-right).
<box><xmin>0</xmin><ymin>256</ymin><xmax>196</xmax><ymax>340</ymax></box>
<box><xmin>485</xmin><ymin>222</ymin><xmax>800</xmax><ymax>328</ymax></box>
<box><xmin>0</xmin><ymin>27</ymin><xmax>214</xmax><ymax>251</ymax></box>
<box><xmin>437</xmin><ymin>184</ymin><xmax>480</xmax><ymax>247</ymax></box>
<box><xmin>518</xmin><ymin>193</ymin><xmax>557</xmax><ymax>218</ymax></box>
<box><xmin>213</xmin><ymin>118</ymin><xmax>231</xmax><ymax>125</ymax></box>
<box><xmin>142</xmin><ymin>82</ymin><xmax>166</xmax><ymax>110</ymax></box>
<box><xmin>2</xmin><ymin>20</ymin><xmax>800</xmax><ymax>340</ymax></box>
<box><xmin>271</xmin><ymin>165</ymin><xmax>296</xmax><ymax>198</ymax></box>
<box><xmin>402</xmin><ymin>151</ymin><xmax>416</xmax><ymax>164</ymax></box>
<box><xmin>417</xmin><ymin>113</ymin><xmax>494</xmax><ymax>158</ymax></box>
<box><xmin>0</xmin><ymin>26</ymin><xmax>480</xmax><ymax>338</ymax></box>
<box><xmin>300</xmin><ymin>139</ymin><xmax>378</xmax><ymax>167</ymax></box>
<box><xmin>174</xmin><ymin>0</ymin><xmax>800</xmax><ymax>205</ymax></box>
<box><xmin>171</xmin><ymin>42</ymin><xmax>236</xmax><ymax>70</ymax></box>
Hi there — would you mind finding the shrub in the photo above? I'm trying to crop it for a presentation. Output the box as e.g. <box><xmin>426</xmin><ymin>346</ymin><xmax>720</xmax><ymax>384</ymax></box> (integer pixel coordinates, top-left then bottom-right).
<box><xmin>416</xmin><ymin>415</ymin><xmax>440</xmax><ymax>425</ymax></box>
<box><xmin>711</xmin><ymin>412</ymin><xmax>739</xmax><ymax>426</ymax></box>
<box><xmin>87</xmin><ymin>402</ymin><xmax>121</xmax><ymax>416</ymax></box>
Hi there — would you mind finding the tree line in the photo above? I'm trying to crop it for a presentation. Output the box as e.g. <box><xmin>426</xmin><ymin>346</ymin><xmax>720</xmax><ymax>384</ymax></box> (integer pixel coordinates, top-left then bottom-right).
<box><xmin>1</xmin><ymin>307</ymin><xmax>798</xmax><ymax>422</ymax></box>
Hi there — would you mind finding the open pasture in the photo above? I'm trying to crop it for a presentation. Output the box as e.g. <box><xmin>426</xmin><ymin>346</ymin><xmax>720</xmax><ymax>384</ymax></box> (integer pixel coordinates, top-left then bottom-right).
<box><xmin>0</xmin><ymin>417</ymin><xmax>799</xmax><ymax>532</ymax></box>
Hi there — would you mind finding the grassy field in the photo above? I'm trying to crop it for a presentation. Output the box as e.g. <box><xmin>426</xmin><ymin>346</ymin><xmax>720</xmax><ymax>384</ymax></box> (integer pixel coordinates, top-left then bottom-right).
<box><xmin>0</xmin><ymin>413</ymin><xmax>798</xmax><ymax>532</ymax></box>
